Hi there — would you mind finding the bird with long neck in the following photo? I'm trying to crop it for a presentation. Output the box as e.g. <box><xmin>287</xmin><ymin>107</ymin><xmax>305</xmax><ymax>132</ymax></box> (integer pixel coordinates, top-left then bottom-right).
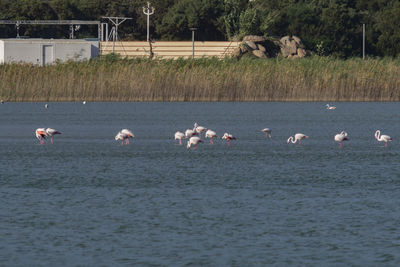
<box><xmin>35</xmin><ymin>128</ymin><xmax>48</xmax><ymax>144</ymax></box>
<box><xmin>221</xmin><ymin>133</ymin><xmax>236</xmax><ymax>146</ymax></box>
<box><xmin>115</xmin><ymin>129</ymin><xmax>134</xmax><ymax>145</ymax></box>
<box><xmin>326</xmin><ymin>104</ymin><xmax>336</xmax><ymax>110</ymax></box>
<box><xmin>261</xmin><ymin>128</ymin><xmax>272</xmax><ymax>138</ymax></box>
<box><xmin>174</xmin><ymin>131</ymin><xmax>186</xmax><ymax>145</ymax></box>
<box><xmin>194</xmin><ymin>122</ymin><xmax>207</xmax><ymax>139</ymax></box>
<box><xmin>45</xmin><ymin>128</ymin><xmax>62</xmax><ymax>144</ymax></box>
<box><xmin>185</xmin><ymin>126</ymin><xmax>197</xmax><ymax>138</ymax></box>
<box><xmin>187</xmin><ymin>136</ymin><xmax>203</xmax><ymax>149</ymax></box>
<box><xmin>205</xmin><ymin>129</ymin><xmax>217</xmax><ymax>144</ymax></box>
<box><xmin>286</xmin><ymin>133</ymin><xmax>308</xmax><ymax>145</ymax></box>
<box><xmin>375</xmin><ymin>130</ymin><xmax>392</xmax><ymax>147</ymax></box>
<box><xmin>334</xmin><ymin>131</ymin><xmax>349</xmax><ymax>148</ymax></box>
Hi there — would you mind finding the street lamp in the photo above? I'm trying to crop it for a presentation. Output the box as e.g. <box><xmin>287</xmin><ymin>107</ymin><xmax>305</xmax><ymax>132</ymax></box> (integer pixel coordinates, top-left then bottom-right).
<box><xmin>189</xmin><ymin>28</ymin><xmax>197</xmax><ymax>59</ymax></box>
<box><xmin>362</xmin><ymin>23</ymin><xmax>365</xmax><ymax>60</ymax></box>
<box><xmin>143</xmin><ymin>2</ymin><xmax>155</xmax><ymax>42</ymax></box>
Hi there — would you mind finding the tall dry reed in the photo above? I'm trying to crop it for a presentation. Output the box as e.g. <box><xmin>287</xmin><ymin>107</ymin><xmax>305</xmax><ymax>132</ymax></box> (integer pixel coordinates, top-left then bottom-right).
<box><xmin>0</xmin><ymin>55</ymin><xmax>399</xmax><ymax>102</ymax></box>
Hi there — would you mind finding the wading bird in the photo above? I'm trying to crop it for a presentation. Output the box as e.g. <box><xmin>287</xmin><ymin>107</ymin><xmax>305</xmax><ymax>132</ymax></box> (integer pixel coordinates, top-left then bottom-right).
<box><xmin>334</xmin><ymin>131</ymin><xmax>349</xmax><ymax>148</ymax></box>
<box><xmin>221</xmin><ymin>133</ymin><xmax>236</xmax><ymax>146</ymax></box>
<box><xmin>185</xmin><ymin>128</ymin><xmax>197</xmax><ymax>138</ymax></box>
<box><xmin>174</xmin><ymin>131</ymin><xmax>186</xmax><ymax>145</ymax></box>
<box><xmin>187</xmin><ymin>136</ymin><xmax>203</xmax><ymax>149</ymax></box>
<box><xmin>375</xmin><ymin>130</ymin><xmax>392</xmax><ymax>147</ymax></box>
<box><xmin>194</xmin><ymin>122</ymin><xmax>207</xmax><ymax>138</ymax></box>
<box><xmin>205</xmin><ymin>129</ymin><xmax>217</xmax><ymax>144</ymax></box>
<box><xmin>287</xmin><ymin>133</ymin><xmax>308</xmax><ymax>145</ymax></box>
<box><xmin>261</xmin><ymin>128</ymin><xmax>272</xmax><ymax>138</ymax></box>
<box><xmin>35</xmin><ymin>128</ymin><xmax>48</xmax><ymax>144</ymax></box>
<box><xmin>115</xmin><ymin>129</ymin><xmax>134</xmax><ymax>145</ymax></box>
<box><xmin>45</xmin><ymin>128</ymin><xmax>62</xmax><ymax>144</ymax></box>
<box><xmin>326</xmin><ymin>104</ymin><xmax>336</xmax><ymax>110</ymax></box>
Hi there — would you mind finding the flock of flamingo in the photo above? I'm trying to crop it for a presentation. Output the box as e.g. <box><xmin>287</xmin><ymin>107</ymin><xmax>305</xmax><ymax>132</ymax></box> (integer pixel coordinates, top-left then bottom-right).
<box><xmin>32</xmin><ymin>103</ymin><xmax>393</xmax><ymax>148</ymax></box>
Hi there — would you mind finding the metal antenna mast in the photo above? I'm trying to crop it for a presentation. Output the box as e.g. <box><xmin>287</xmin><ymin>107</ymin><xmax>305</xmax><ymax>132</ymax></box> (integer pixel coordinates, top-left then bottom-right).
<box><xmin>102</xmin><ymin>17</ymin><xmax>132</xmax><ymax>53</ymax></box>
<box><xmin>142</xmin><ymin>2</ymin><xmax>155</xmax><ymax>42</ymax></box>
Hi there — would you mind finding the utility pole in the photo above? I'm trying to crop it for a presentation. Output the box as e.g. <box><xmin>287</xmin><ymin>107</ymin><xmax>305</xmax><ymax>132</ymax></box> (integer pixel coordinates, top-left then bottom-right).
<box><xmin>102</xmin><ymin>17</ymin><xmax>132</xmax><ymax>53</ymax></box>
<box><xmin>190</xmin><ymin>28</ymin><xmax>197</xmax><ymax>59</ymax></box>
<box><xmin>143</xmin><ymin>2</ymin><xmax>155</xmax><ymax>42</ymax></box>
<box><xmin>15</xmin><ymin>21</ymin><xmax>20</xmax><ymax>38</ymax></box>
<box><xmin>362</xmin><ymin>23</ymin><xmax>365</xmax><ymax>60</ymax></box>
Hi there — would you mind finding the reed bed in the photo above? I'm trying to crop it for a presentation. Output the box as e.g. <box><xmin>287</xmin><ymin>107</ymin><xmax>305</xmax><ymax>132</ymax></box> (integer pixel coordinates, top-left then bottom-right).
<box><xmin>1</xmin><ymin>55</ymin><xmax>399</xmax><ymax>102</ymax></box>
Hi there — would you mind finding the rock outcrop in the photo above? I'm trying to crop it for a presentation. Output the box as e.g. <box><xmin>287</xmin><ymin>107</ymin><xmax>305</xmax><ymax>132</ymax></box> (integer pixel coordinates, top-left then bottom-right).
<box><xmin>243</xmin><ymin>35</ymin><xmax>267</xmax><ymax>43</ymax></box>
<box><xmin>252</xmin><ymin>50</ymin><xmax>267</xmax><ymax>58</ymax></box>
<box><xmin>232</xmin><ymin>35</ymin><xmax>280</xmax><ymax>59</ymax></box>
<box><xmin>232</xmin><ymin>35</ymin><xmax>308</xmax><ymax>59</ymax></box>
<box><xmin>279</xmin><ymin>35</ymin><xmax>308</xmax><ymax>58</ymax></box>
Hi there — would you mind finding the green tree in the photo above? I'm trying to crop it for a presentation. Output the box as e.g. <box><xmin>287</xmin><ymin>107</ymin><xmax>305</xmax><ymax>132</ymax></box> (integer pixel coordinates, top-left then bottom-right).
<box><xmin>319</xmin><ymin>0</ymin><xmax>362</xmax><ymax>57</ymax></box>
<box><xmin>136</xmin><ymin>0</ymin><xmax>178</xmax><ymax>40</ymax></box>
<box><xmin>375</xmin><ymin>1</ymin><xmax>400</xmax><ymax>56</ymax></box>
<box><xmin>156</xmin><ymin>0</ymin><xmax>224</xmax><ymax>41</ymax></box>
<box><xmin>221</xmin><ymin>0</ymin><xmax>247</xmax><ymax>40</ymax></box>
<box><xmin>285</xmin><ymin>3</ymin><xmax>321</xmax><ymax>51</ymax></box>
<box><xmin>7</xmin><ymin>0</ymin><xmax>58</xmax><ymax>38</ymax></box>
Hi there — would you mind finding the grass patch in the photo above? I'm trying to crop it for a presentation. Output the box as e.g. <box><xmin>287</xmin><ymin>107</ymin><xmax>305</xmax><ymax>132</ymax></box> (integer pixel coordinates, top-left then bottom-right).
<box><xmin>1</xmin><ymin>55</ymin><xmax>399</xmax><ymax>101</ymax></box>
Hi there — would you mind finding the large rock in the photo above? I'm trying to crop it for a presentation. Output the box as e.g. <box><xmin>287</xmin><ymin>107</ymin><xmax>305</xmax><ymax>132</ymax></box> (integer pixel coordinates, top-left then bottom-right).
<box><xmin>243</xmin><ymin>35</ymin><xmax>267</xmax><ymax>43</ymax></box>
<box><xmin>240</xmin><ymin>43</ymin><xmax>249</xmax><ymax>53</ymax></box>
<box><xmin>257</xmin><ymin>44</ymin><xmax>266</xmax><ymax>52</ymax></box>
<box><xmin>232</xmin><ymin>47</ymin><xmax>242</xmax><ymax>58</ymax></box>
<box><xmin>279</xmin><ymin>36</ymin><xmax>291</xmax><ymax>46</ymax></box>
<box><xmin>292</xmin><ymin>35</ymin><xmax>304</xmax><ymax>48</ymax></box>
<box><xmin>232</xmin><ymin>35</ymin><xmax>307</xmax><ymax>59</ymax></box>
<box><xmin>297</xmin><ymin>48</ymin><xmax>307</xmax><ymax>58</ymax></box>
<box><xmin>280</xmin><ymin>46</ymin><xmax>291</xmax><ymax>57</ymax></box>
<box><xmin>252</xmin><ymin>50</ymin><xmax>267</xmax><ymax>58</ymax></box>
<box><xmin>280</xmin><ymin>36</ymin><xmax>292</xmax><ymax>57</ymax></box>
<box><xmin>245</xmin><ymin>40</ymin><xmax>258</xmax><ymax>50</ymax></box>
<box><xmin>280</xmin><ymin>35</ymin><xmax>307</xmax><ymax>58</ymax></box>
<box><xmin>288</xmin><ymin>39</ymin><xmax>297</xmax><ymax>55</ymax></box>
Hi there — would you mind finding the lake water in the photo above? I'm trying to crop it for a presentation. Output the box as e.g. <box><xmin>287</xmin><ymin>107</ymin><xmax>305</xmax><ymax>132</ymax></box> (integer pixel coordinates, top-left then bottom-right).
<box><xmin>1</xmin><ymin>102</ymin><xmax>400</xmax><ymax>266</ymax></box>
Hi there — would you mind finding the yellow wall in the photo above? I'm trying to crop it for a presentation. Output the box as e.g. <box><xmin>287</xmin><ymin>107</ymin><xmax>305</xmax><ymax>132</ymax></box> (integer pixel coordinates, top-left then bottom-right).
<box><xmin>100</xmin><ymin>41</ymin><xmax>240</xmax><ymax>59</ymax></box>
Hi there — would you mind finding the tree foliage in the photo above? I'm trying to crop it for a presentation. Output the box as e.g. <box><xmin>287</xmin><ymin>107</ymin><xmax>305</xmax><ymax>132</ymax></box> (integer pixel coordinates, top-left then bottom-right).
<box><xmin>0</xmin><ymin>0</ymin><xmax>399</xmax><ymax>57</ymax></box>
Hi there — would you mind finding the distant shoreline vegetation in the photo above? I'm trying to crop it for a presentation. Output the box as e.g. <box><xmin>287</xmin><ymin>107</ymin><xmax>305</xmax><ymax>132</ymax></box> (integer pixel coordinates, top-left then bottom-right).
<box><xmin>1</xmin><ymin>55</ymin><xmax>400</xmax><ymax>102</ymax></box>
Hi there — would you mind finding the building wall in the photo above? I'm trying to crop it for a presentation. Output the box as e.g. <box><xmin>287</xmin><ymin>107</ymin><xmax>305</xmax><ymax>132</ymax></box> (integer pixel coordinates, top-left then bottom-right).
<box><xmin>4</xmin><ymin>42</ymin><xmax>43</xmax><ymax>64</ymax></box>
<box><xmin>54</xmin><ymin>42</ymin><xmax>92</xmax><ymax>62</ymax></box>
<box><xmin>100</xmin><ymin>41</ymin><xmax>240</xmax><ymax>59</ymax></box>
<box><xmin>0</xmin><ymin>39</ymin><xmax>99</xmax><ymax>65</ymax></box>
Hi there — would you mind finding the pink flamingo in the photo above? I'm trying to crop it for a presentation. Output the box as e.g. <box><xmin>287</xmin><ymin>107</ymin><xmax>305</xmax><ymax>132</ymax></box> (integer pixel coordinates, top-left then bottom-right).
<box><xmin>334</xmin><ymin>131</ymin><xmax>349</xmax><ymax>148</ymax></box>
<box><xmin>45</xmin><ymin>128</ymin><xmax>62</xmax><ymax>144</ymax></box>
<box><xmin>375</xmin><ymin>130</ymin><xmax>392</xmax><ymax>147</ymax></box>
<box><xmin>194</xmin><ymin>122</ymin><xmax>207</xmax><ymax>138</ymax></box>
<box><xmin>185</xmin><ymin>128</ymin><xmax>197</xmax><ymax>138</ymax></box>
<box><xmin>174</xmin><ymin>131</ymin><xmax>186</xmax><ymax>145</ymax></box>
<box><xmin>115</xmin><ymin>129</ymin><xmax>134</xmax><ymax>145</ymax></box>
<box><xmin>326</xmin><ymin>104</ymin><xmax>336</xmax><ymax>110</ymax></box>
<box><xmin>35</xmin><ymin>128</ymin><xmax>48</xmax><ymax>144</ymax></box>
<box><xmin>221</xmin><ymin>133</ymin><xmax>236</xmax><ymax>146</ymax></box>
<box><xmin>261</xmin><ymin>128</ymin><xmax>272</xmax><ymax>138</ymax></box>
<box><xmin>187</xmin><ymin>136</ymin><xmax>203</xmax><ymax>149</ymax></box>
<box><xmin>287</xmin><ymin>133</ymin><xmax>308</xmax><ymax>145</ymax></box>
<box><xmin>205</xmin><ymin>129</ymin><xmax>217</xmax><ymax>144</ymax></box>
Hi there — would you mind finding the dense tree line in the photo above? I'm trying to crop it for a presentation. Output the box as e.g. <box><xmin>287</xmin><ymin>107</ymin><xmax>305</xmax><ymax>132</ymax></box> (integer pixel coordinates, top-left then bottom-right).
<box><xmin>0</xmin><ymin>0</ymin><xmax>399</xmax><ymax>57</ymax></box>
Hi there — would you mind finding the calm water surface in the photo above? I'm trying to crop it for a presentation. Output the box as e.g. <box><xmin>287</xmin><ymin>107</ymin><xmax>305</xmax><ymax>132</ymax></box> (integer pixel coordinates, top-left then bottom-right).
<box><xmin>1</xmin><ymin>102</ymin><xmax>400</xmax><ymax>266</ymax></box>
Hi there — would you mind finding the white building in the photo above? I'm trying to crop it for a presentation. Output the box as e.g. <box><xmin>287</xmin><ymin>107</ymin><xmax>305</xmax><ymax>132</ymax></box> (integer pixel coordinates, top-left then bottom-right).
<box><xmin>0</xmin><ymin>39</ymin><xmax>99</xmax><ymax>65</ymax></box>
